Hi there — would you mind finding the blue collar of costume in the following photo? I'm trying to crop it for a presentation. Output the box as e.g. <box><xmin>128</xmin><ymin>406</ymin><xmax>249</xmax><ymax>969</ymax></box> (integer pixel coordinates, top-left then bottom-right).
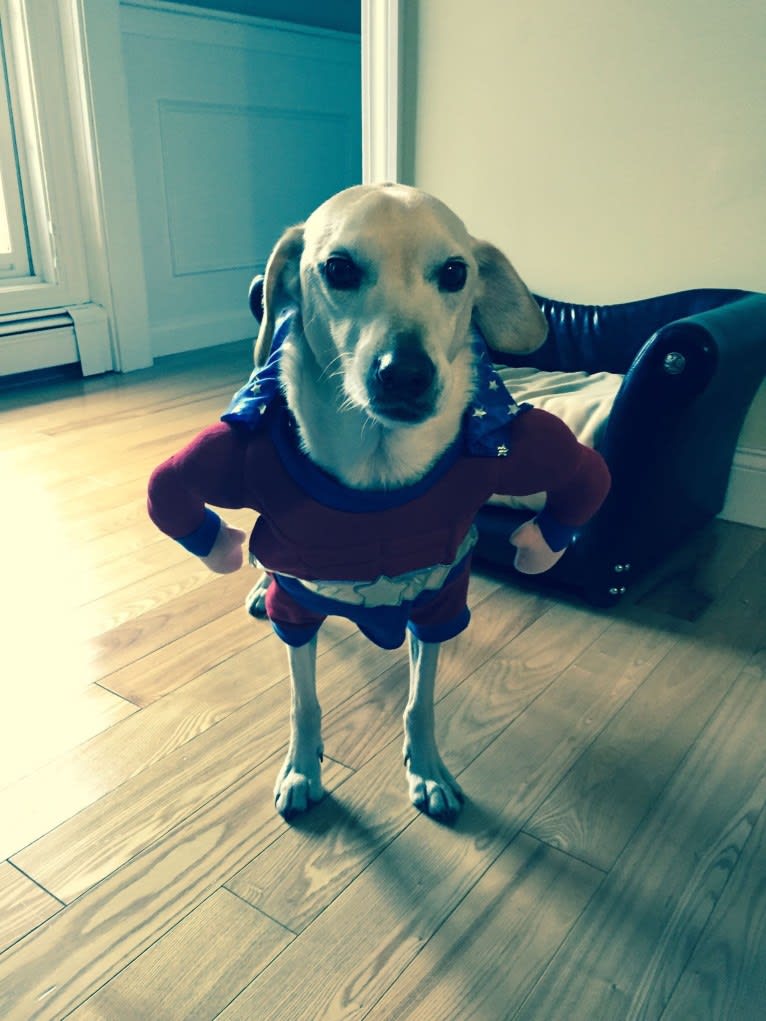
<box><xmin>221</xmin><ymin>311</ymin><xmax>529</xmax><ymax>459</ymax></box>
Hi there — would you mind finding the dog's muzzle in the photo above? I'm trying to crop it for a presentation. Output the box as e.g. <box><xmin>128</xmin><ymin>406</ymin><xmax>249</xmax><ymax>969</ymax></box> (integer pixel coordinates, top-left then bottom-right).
<box><xmin>366</xmin><ymin>345</ymin><xmax>438</xmax><ymax>423</ymax></box>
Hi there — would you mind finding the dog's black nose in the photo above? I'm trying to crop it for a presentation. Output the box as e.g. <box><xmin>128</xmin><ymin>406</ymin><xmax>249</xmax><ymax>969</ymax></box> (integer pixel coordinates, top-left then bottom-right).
<box><xmin>372</xmin><ymin>348</ymin><xmax>436</xmax><ymax>400</ymax></box>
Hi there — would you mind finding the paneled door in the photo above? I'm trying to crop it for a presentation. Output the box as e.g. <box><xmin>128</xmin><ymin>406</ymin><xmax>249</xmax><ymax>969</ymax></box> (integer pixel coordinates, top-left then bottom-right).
<box><xmin>121</xmin><ymin>4</ymin><xmax>361</xmax><ymax>358</ymax></box>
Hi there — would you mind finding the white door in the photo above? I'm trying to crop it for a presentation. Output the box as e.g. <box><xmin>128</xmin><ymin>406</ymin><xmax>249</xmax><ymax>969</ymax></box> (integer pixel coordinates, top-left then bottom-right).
<box><xmin>121</xmin><ymin>4</ymin><xmax>361</xmax><ymax>358</ymax></box>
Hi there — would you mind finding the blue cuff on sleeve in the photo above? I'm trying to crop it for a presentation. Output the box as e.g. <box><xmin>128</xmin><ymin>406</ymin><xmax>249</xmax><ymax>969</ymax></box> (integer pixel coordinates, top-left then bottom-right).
<box><xmin>176</xmin><ymin>508</ymin><xmax>221</xmax><ymax>556</ymax></box>
<box><xmin>535</xmin><ymin>508</ymin><xmax>577</xmax><ymax>553</ymax></box>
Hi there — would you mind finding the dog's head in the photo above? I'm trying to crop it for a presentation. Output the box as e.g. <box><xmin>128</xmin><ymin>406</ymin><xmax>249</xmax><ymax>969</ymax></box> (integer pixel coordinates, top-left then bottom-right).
<box><xmin>254</xmin><ymin>184</ymin><xmax>546</xmax><ymax>427</ymax></box>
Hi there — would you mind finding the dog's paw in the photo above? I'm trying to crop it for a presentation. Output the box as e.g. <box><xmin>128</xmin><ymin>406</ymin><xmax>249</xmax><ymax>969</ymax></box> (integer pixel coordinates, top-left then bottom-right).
<box><xmin>404</xmin><ymin>748</ymin><xmax>464</xmax><ymax>824</ymax></box>
<box><xmin>274</xmin><ymin>753</ymin><xmax>324</xmax><ymax>819</ymax></box>
<box><xmin>245</xmin><ymin>573</ymin><xmax>270</xmax><ymax>618</ymax></box>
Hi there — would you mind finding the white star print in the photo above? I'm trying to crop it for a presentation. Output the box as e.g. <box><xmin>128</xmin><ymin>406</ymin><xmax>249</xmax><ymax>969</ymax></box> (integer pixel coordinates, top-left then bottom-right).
<box><xmin>488</xmin><ymin>379</ymin><xmax>499</xmax><ymax>390</ymax></box>
<box><xmin>497</xmin><ymin>444</ymin><xmax>509</xmax><ymax>456</ymax></box>
<box><xmin>472</xmin><ymin>406</ymin><xmax>487</xmax><ymax>418</ymax></box>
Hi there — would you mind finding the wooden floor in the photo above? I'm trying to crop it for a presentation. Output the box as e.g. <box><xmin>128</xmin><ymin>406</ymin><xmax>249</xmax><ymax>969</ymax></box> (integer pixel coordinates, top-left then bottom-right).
<box><xmin>1</xmin><ymin>341</ymin><xmax>765</xmax><ymax>1020</ymax></box>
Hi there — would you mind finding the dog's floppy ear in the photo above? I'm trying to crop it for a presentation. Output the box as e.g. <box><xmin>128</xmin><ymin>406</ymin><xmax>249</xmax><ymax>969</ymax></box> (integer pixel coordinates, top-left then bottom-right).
<box><xmin>471</xmin><ymin>240</ymin><xmax>547</xmax><ymax>355</ymax></box>
<box><xmin>253</xmin><ymin>223</ymin><xmax>304</xmax><ymax>366</ymax></box>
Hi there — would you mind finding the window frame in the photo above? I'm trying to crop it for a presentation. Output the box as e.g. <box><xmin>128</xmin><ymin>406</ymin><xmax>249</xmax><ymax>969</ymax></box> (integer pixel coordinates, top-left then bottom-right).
<box><xmin>0</xmin><ymin>0</ymin><xmax>91</xmax><ymax>315</ymax></box>
<box><xmin>0</xmin><ymin>17</ymin><xmax>32</xmax><ymax>278</ymax></box>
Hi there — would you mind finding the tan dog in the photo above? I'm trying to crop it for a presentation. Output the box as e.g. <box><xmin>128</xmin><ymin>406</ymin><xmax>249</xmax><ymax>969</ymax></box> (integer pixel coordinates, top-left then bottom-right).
<box><xmin>240</xmin><ymin>184</ymin><xmax>545</xmax><ymax>820</ymax></box>
<box><xmin>149</xmin><ymin>184</ymin><xmax>609</xmax><ymax>822</ymax></box>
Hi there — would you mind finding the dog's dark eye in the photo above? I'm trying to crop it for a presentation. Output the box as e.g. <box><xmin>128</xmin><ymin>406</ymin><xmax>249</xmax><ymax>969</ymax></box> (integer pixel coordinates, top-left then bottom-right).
<box><xmin>438</xmin><ymin>259</ymin><xmax>468</xmax><ymax>293</ymax></box>
<box><xmin>323</xmin><ymin>255</ymin><xmax>362</xmax><ymax>291</ymax></box>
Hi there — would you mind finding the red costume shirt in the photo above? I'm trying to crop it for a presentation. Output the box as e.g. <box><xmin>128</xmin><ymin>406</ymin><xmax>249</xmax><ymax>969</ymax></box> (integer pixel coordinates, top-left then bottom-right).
<box><xmin>147</xmin><ymin>319</ymin><xmax>610</xmax><ymax>648</ymax></box>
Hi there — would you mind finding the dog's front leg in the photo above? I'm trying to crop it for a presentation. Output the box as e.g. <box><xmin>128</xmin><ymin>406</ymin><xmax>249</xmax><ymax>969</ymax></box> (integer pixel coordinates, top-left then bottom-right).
<box><xmin>403</xmin><ymin>633</ymin><xmax>464</xmax><ymax>823</ymax></box>
<box><xmin>274</xmin><ymin>636</ymin><xmax>324</xmax><ymax>818</ymax></box>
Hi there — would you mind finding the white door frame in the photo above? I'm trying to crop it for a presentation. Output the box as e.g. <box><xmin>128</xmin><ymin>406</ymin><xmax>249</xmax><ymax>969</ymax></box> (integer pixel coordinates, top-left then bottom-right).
<box><xmin>361</xmin><ymin>0</ymin><xmax>400</xmax><ymax>184</ymax></box>
<box><xmin>69</xmin><ymin>0</ymin><xmax>153</xmax><ymax>371</ymax></box>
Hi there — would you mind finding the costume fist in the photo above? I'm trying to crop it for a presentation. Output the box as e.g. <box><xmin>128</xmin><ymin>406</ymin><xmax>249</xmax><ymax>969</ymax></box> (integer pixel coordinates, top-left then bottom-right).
<box><xmin>510</xmin><ymin>519</ymin><xmax>566</xmax><ymax>575</ymax></box>
<box><xmin>201</xmin><ymin>522</ymin><xmax>246</xmax><ymax>574</ymax></box>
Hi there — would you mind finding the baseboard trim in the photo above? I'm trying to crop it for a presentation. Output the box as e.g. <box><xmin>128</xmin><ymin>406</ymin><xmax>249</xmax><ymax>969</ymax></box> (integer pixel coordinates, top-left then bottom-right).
<box><xmin>719</xmin><ymin>446</ymin><xmax>766</xmax><ymax>528</ymax></box>
<box><xmin>151</xmin><ymin>313</ymin><xmax>255</xmax><ymax>359</ymax></box>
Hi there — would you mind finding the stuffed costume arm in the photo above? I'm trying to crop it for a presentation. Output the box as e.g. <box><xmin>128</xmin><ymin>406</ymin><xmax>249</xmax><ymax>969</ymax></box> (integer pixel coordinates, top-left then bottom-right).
<box><xmin>490</xmin><ymin>407</ymin><xmax>611</xmax><ymax>574</ymax></box>
<box><xmin>459</xmin><ymin>322</ymin><xmax>610</xmax><ymax>575</ymax></box>
<box><xmin>147</xmin><ymin>421</ymin><xmax>251</xmax><ymax>574</ymax></box>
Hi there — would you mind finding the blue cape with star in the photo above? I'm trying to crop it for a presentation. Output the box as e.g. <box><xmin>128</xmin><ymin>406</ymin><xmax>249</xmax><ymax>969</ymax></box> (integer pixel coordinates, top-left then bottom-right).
<box><xmin>221</xmin><ymin>313</ymin><xmax>530</xmax><ymax>458</ymax></box>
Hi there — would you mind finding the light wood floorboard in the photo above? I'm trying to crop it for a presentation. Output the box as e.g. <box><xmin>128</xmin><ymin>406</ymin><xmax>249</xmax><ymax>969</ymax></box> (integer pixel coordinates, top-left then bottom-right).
<box><xmin>1</xmin><ymin>347</ymin><xmax>764</xmax><ymax>1020</ymax></box>
<box><xmin>0</xmin><ymin>863</ymin><xmax>62</xmax><ymax>957</ymax></box>
<box><xmin>515</xmin><ymin>647</ymin><xmax>766</xmax><ymax>1021</ymax></box>
<box><xmin>526</xmin><ymin>542</ymin><xmax>766</xmax><ymax>871</ymax></box>
<box><xmin>67</xmin><ymin>890</ymin><xmax>293</xmax><ymax>1021</ymax></box>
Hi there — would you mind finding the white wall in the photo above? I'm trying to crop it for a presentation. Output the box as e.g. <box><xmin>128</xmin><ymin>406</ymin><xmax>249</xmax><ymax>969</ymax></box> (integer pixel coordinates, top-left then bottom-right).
<box><xmin>401</xmin><ymin>0</ymin><xmax>766</xmax><ymax>451</ymax></box>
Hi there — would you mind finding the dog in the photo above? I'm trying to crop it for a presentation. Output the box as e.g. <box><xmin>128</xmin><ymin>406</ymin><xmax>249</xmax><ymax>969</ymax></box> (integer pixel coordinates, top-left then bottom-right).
<box><xmin>148</xmin><ymin>184</ymin><xmax>610</xmax><ymax>823</ymax></box>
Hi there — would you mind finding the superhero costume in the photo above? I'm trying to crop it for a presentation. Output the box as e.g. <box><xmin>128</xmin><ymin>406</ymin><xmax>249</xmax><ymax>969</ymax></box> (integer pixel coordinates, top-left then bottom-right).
<box><xmin>147</xmin><ymin>315</ymin><xmax>610</xmax><ymax>648</ymax></box>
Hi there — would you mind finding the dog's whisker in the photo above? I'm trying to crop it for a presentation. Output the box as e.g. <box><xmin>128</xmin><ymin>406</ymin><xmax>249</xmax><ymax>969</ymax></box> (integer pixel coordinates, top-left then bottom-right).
<box><xmin>327</xmin><ymin>365</ymin><xmax>347</xmax><ymax>384</ymax></box>
<box><xmin>338</xmin><ymin>395</ymin><xmax>362</xmax><ymax>417</ymax></box>
<box><xmin>320</xmin><ymin>356</ymin><xmax>347</xmax><ymax>386</ymax></box>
